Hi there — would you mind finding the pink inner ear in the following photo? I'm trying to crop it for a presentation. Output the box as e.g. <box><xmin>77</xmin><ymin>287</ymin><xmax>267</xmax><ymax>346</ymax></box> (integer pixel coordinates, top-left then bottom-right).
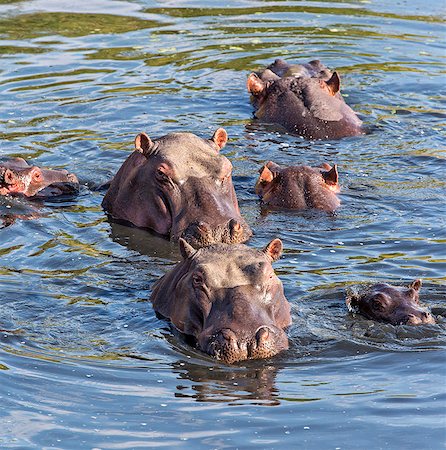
<box><xmin>247</xmin><ymin>73</ymin><xmax>265</xmax><ymax>95</ymax></box>
<box><xmin>212</xmin><ymin>128</ymin><xmax>228</xmax><ymax>150</ymax></box>
<box><xmin>259</xmin><ymin>166</ymin><xmax>274</xmax><ymax>183</ymax></box>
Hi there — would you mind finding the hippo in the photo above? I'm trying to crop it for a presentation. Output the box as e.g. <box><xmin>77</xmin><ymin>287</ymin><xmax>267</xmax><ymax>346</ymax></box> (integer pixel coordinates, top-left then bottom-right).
<box><xmin>346</xmin><ymin>280</ymin><xmax>436</xmax><ymax>325</ymax></box>
<box><xmin>255</xmin><ymin>161</ymin><xmax>340</xmax><ymax>212</ymax></box>
<box><xmin>247</xmin><ymin>58</ymin><xmax>364</xmax><ymax>139</ymax></box>
<box><xmin>0</xmin><ymin>158</ymin><xmax>79</xmax><ymax>197</ymax></box>
<box><xmin>102</xmin><ymin>128</ymin><xmax>252</xmax><ymax>248</ymax></box>
<box><xmin>150</xmin><ymin>238</ymin><xmax>292</xmax><ymax>364</ymax></box>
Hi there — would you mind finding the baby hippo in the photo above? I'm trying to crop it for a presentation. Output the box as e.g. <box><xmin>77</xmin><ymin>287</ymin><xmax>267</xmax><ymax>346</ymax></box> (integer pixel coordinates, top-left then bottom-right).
<box><xmin>255</xmin><ymin>161</ymin><xmax>340</xmax><ymax>212</ymax></box>
<box><xmin>346</xmin><ymin>280</ymin><xmax>436</xmax><ymax>325</ymax></box>
<box><xmin>247</xmin><ymin>58</ymin><xmax>363</xmax><ymax>139</ymax></box>
<box><xmin>0</xmin><ymin>158</ymin><xmax>79</xmax><ymax>198</ymax></box>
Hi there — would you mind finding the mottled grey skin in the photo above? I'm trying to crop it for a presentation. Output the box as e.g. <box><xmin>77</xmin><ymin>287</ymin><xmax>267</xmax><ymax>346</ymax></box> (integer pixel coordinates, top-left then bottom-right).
<box><xmin>102</xmin><ymin>128</ymin><xmax>252</xmax><ymax>248</ymax></box>
<box><xmin>247</xmin><ymin>59</ymin><xmax>363</xmax><ymax>140</ymax></box>
<box><xmin>346</xmin><ymin>280</ymin><xmax>436</xmax><ymax>325</ymax></box>
<box><xmin>255</xmin><ymin>161</ymin><xmax>340</xmax><ymax>212</ymax></box>
<box><xmin>150</xmin><ymin>238</ymin><xmax>292</xmax><ymax>364</ymax></box>
<box><xmin>0</xmin><ymin>158</ymin><xmax>79</xmax><ymax>197</ymax></box>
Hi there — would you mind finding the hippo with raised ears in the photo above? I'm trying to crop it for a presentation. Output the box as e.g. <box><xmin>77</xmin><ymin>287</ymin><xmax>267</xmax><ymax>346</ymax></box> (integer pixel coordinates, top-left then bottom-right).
<box><xmin>102</xmin><ymin>128</ymin><xmax>252</xmax><ymax>248</ymax></box>
<box><xmin>255</xmin><ymin>161</ymin><xmax>340</xmax><ymax>212</ymax></box>
<box><xmin>247</xmin><ymin>58</ymin><xmax>364</xmax><ymax>140</ymax></box>
<box><xmin>0</xmin><ymin>158</ymin><xmax>79</xmax><ymax>198</ymax></box>
<box><xmin>346</xmin><ymin>280</ymin><xmax>436</xmax><ymax>325</ymax></box>
<box><xmin>150</xmin><ymin>238</ymin><xmax>292</xmax><ymax>364</ymax></box>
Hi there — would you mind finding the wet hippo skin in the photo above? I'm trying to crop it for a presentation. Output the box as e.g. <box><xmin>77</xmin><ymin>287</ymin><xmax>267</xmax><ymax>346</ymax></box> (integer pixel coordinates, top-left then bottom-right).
<box><xmin>102</xmin><ymin>128</ymin><xmax>252</xmax><ymax>248</ymax></box>
<box><xmin>247</xmin><ymin>59</ymin><xmax>364</xmax><ymax>140</ymax></box>
<box><xmin>255</xmin><ymin>161</ymin><xmax>340</xmax><ymax>212</ymax></box>
<box><xmin>0</xmin><ymin>158</ymin><xmax>79</xmax><ymax>198</ymax></box>
<box><xmin>150</xmin><ymin>238</ymin><xmax>292</xmax><ymax>364</ymax></box>
<box><xmin>346</xmin><ymin>280</ymin><xmax>436</xmax><ymax>325</ymax></box>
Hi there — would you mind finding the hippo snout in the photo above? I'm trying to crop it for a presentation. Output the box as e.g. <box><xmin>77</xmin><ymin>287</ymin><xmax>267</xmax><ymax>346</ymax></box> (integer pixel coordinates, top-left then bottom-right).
<box><xmin>406</xmin><ymin>310</ymin><xmax>436</xmax><ymax>325</ymax></box>
<box><xmin>181</xmin><ymin>218</ymin><xmax>252</xmax><ymax>247</ymax></box>
<box><xmin>204</xmin><ymin>325</ymin><xmax>289</xmax><ymax>364</ymax></box>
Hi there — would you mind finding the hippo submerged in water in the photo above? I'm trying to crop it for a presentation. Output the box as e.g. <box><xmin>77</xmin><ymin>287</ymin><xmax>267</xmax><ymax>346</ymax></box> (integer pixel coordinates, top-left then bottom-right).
<box><xmin>150</xmin><ymin>238</ymin><xmax>292</xmax><ymax>364</ymax></box>
<box><xmin>247</xmin><ymin>59</ymin><xmax>364</xmax><ymax>139</ymax></box>
<box><xmin>346</xmin><ymin>280</ymin><xmax>436</xmax><ymax>325</ymax></box>
<box><xmin>102</xmin><ymin>128</ymin><xmax>252</xmax><ymax>248</ymax></box>
<box><xmin>0</xmin><ymin>158</ymin><xmax>79</xmax><ymax>198</ymax></box>
<box><xmin>255</xmin><ymin>161</ymin><xmax>340</xmax><ymax>212</ymax></box>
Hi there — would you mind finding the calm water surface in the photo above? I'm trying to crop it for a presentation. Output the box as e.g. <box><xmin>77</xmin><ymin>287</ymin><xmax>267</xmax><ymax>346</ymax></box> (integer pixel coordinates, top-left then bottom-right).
<box><xmin>0</xmin><ymin>0</ymin><xmax>445</xmax><ymax>448</ymax></box>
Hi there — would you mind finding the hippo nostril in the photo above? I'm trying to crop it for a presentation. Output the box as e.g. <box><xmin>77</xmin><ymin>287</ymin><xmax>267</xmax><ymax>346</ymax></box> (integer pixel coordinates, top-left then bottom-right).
<box><xmin>220</xmin><ymin>328</ymin><xmax>237</xmax><ymax>345</ymax></box>
<box><xmin>255</xmin><ymin>326</ymin><xmax>271</xmax><ymax>346</ymax></box>
<box><xmin>197</xmin><ymin>221</ymin><xmax>211</xmax><ymax>234</ymax></box>
<box><xmin>229</xmin><ymin>219</ymin><xmax>242</xmax><ymax>237</ymax></box>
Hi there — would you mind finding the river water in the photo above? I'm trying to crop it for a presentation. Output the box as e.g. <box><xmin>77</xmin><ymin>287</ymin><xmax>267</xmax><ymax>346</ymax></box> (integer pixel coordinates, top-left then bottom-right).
<box><xmin>0</xmin><ymin>0</ymin><xmax>445</xmax><ymax>448</ymax></box>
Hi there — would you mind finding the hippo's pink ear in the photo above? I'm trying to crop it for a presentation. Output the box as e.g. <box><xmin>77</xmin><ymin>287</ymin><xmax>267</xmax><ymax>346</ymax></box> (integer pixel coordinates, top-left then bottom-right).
<box><xmin>247</xmin><ymin>73</ymin><xmax>266</xmax><ymax>95</ymax></box>
<box><xmin>211</xmin><ymin>128</ymin><xmax>228</xmax><ymax>151</ymax></box>
<box><xmin>134</xmin><ymin>132</ymin><xmax>155</xmax><ymax>157</ymax></box>
<box><xmin>258</xmin><ymin>165</ymin><xmax>274</xmax><ymax>183</ymax></box>
<box><xmin>322</xmin><ymin>164</ymin><xmax>338</xmax><ymax>186</ymax></box>
<box><xmin>263</xmin><ymin>238</ymin><xmax>283</xmax><ymax>262</ymax></box>
<box><xmin>409</xmin><ymin>279</ymin><xmax>422</xmax><ymax>292</ymax></box>
<box><xmin>325</xmin><ymin>72</ymin><xmax>340</xmax><ymax>96</ymax></box>
<box><xmin>179</xmin><ymin>238</ymin><xmax>197</xmax><ymax>259</ymax></box>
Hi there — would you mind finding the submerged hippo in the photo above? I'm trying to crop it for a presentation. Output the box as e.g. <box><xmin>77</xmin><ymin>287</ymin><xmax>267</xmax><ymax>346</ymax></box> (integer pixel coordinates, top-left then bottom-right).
<box><xmin>346</xmin><ymin>280</ymin><xmax>436</xmax><ymax>325</ymax></box>
<box><xmin>150</xmin><ymin>238</ymin><xmax>292</xmax><ymax>364</ymax></box>
<box><xmin>247</xmin><ymin>59</ymin><xmax>364</xmax><ymax>139</ymax></box>
<box><xmin>102</xmin><ymin>128</ymin><xmax>252</xmax><ymax>248</ymax></box>
<box><xmin>255</xmin><ymin>161</ymin><xmax>340</xmax><ymax>212</ymax></box>
<box><xmin>0</xmin><ymin>158</ymin><xmax>79</xmax><ymax>197</ymax></box>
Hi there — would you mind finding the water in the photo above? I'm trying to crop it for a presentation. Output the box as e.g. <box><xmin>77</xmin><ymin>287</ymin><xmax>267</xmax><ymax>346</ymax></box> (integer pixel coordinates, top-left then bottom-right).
<box><xmin>0</xmin><ymin>0</ymin><xmax>445</xmax><ymax>448</ymax></box>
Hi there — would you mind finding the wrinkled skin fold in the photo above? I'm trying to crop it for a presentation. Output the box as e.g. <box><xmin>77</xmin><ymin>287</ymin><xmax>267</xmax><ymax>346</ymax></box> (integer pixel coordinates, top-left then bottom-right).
<box><xmin>255</xmin><ymin>161</ymin><xmax>341</xmax><ymax>212</ymax></box>
<box><xmin>247</xmin><ymin>58</ymin><xmax>364</xmax><ymax>140</ymax></box>
<box><xmin>150</xmin><ymin>238</ymin><xmax>292</xmax><ymax>364</ymax></box>
<box><xmin>102</xmin><ymin>128</ymin><xmax>252</xmax><ymax>247</ymax></box>
<box><xmin>346</xmin><ymin>280</ymin><xmax>436</xmax><ymax>325</ymax></box>
<box><xmin>0</xmin><ymin>158</ymin><xmax>79</xmax><ymax>198</ymax></box>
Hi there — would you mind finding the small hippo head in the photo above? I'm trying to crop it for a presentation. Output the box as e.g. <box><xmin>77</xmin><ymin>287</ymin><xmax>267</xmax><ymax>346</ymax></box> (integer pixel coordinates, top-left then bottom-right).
<box><xmin>255</xmin><ymin>161</ymin><xmax>340</xmax><ymax>211</ymax></box>
<box><xmin>0</xmin><ymin>158</ymin><xmax>79</xmax><ymax>198</ymax></box>
<box><xmin>346</xmin><ymin>280</ymin><xmax>436</xmax><ymax>325</ymax></box>
<box><xmin>247</xmin><ymin>59</ymin><xmax>363</xmax><ymax>139</ymax></box>
<box><xmin>150</xmin><ymin>238</ymin><xmax>292</xmax><ymax>364</ymax></box>
<box><xmin>102</xmin><ymin>128</ymin><xmax>252</xmax><ymax>247</ymax></box>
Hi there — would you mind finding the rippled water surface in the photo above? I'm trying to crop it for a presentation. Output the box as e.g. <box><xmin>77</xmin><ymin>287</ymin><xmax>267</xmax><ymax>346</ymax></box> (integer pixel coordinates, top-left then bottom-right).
<box><xmin>1</xmin><ymin>0</ymin><xmax>445</xmax><ymax>448</ymax></box>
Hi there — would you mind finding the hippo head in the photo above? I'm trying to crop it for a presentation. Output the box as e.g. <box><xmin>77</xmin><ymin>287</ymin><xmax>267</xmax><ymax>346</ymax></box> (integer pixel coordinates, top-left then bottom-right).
<box><xmin>0</xmin><ymin>158</ymin><xmax>79</xmax><ymax>198</ymax></box>
<box><xmin>102</xmin><ymin>128</ymin><xmax>252</xmax><ymax>247</ymax></box>
<box><xmin>255</xmin><ymin>161</ymin><xmax>340</xmax><ymax>211</ymax></box>
<box><xmin>150</xmin><ymin>238</ymin><xmax>292</xmax><ymax>364</ymax></box>
<box><xmin>346</xmin><ymin>280</ymin><xmax>436</xmax><ymax>325</ymax></box>
<box><xmin>247</xmin><ymin>59</ymin><xmax>363</xmax><ymax>139</ymax></box>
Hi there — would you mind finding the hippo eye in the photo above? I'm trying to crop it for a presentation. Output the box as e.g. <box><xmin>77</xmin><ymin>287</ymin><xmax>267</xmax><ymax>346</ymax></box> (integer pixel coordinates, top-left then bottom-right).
<box><xmin>156</xmin><ymin>167</ymin><xmax>169</xmax><ymax>182</ymax></box>
<box><xmin>192</xmin><ymin>273</ymin><xmax>204</xmax><ymax>287</ymax></box>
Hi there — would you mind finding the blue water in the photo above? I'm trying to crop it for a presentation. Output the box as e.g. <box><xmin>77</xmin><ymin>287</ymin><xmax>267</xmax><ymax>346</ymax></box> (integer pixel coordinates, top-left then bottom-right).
<box><xmin>0</xmin><ymin>0</ymin><xmax>445</xmax><ymax>448</ymax></box>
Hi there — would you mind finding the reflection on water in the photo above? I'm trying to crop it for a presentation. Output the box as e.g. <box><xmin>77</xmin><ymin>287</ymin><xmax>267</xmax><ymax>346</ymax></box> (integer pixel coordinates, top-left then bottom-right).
<box><xmin>0</xmin><ymin>0</ymin><xmax>445</xmax><ymax>448</ymax></box>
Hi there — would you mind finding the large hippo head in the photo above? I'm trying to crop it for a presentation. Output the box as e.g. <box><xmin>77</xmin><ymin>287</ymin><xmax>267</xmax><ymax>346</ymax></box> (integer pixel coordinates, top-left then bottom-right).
<box><xmin>0</xmin><ymin>158</ymin><xmax>79</xmax><ymax>197</ymax></box>
<box><xmin>102</xmin><ymin>129</ymin><xmax>252</xmax><ymax>247</ymax></box>
<box><xmin>247</xmin><ymin>59</ymin><xmax>364</xmax><ymax>140</ymax></box>
<box><xmin>346</xmin><ymin>280</ymin><xmax>436</xmax><ymax>325</ymax></box>
<box><xmin>150</xmin><ymin>238</ymin><xmax>292</xmax><ymax>364</ymax></box>
<box><xmin>255</xmin><ymin>161</ymin><xmax>340</xmax><ymax>212</ymax></box>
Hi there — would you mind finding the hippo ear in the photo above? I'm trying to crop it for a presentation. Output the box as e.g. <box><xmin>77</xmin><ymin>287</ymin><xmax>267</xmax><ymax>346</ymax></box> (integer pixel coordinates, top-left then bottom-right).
<box><xmin>263</xmin><ymin>238</ymin><xmax>283</xmax><ymax>262</ymax></box>
<box><xmin>135</xmin><ymin>132</ymin><xmax>155</xmax><ymax>157</ymax></box>
<box><xmin>325</xmin><ymin>71</ymin><xmax>340</xmax><ymax>96</ymax></box>
<box><xmin>322</xmin><ymin>164</ymin><xmax>338</xmax><ymax>186</ymax></box>
<box><xmin>247</xmin><ymin>73</ymin><xmax>266</xmax><ymax>95</ymax></box>
<box><xmin>409</xmin><ymin>279</ymin><xmax>422</xmax><ymax>292</ymax></box>
<box><xmin>211</xmin><ymin>128</ymin><xmax>228</xmax><ymax>151</ymax></box>
<box><xmin>179</xmin><ymin>238</ymin><xmax>197</xmax><ymax>259</ymax></box>
<box><xmin>258</xmin><ymin>165</ymin><xmax>275</xmax><ymax>183</ymax></box>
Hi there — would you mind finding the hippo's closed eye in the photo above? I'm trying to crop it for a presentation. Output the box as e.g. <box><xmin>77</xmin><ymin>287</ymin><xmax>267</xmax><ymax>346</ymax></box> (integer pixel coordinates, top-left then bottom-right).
<box><xmin>371</xmin><ymin>294</ymin><xmax>390</xmax><ymax>311</ymax></box>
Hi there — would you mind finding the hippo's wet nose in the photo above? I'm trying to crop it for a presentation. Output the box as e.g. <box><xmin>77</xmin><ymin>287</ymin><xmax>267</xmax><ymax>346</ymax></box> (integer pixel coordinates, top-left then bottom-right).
<box><xmin>228</xmin><ymin>218</ymin><xmax>243</xmax><ymax>240</ymax></box>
